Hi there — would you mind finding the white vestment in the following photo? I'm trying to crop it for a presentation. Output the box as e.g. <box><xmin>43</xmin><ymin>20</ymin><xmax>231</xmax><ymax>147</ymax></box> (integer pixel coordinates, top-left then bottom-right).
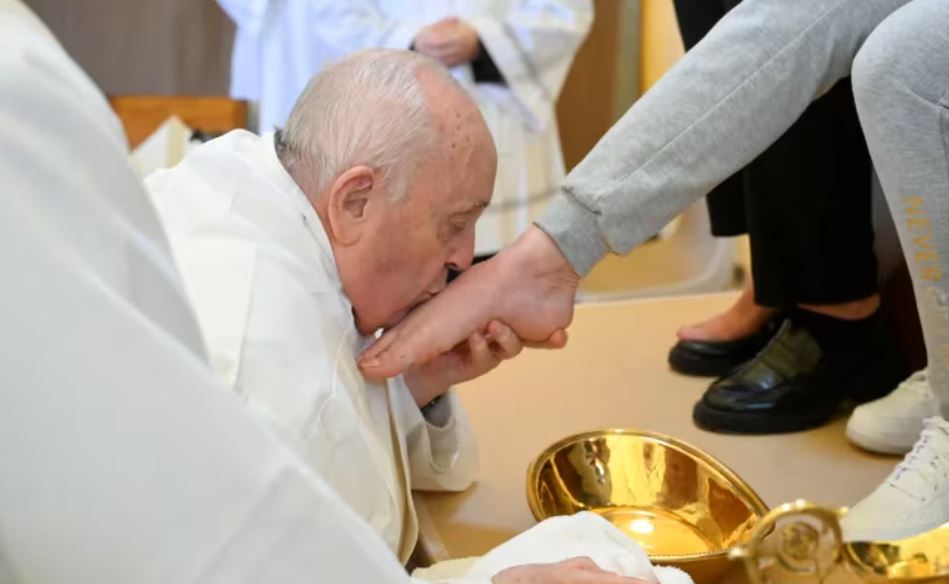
<box><xmin>0</xmin><ymin>6</ymin><xmax>692</xmax><ymax>581</ymax></box>
<box><xmin>147</xmin><ymin>129</ymin><xmax>480</xmax><ymax>562</ymax></box>
<box><xmin>0</xmin><ymin>2</ymin><xmax>433</xmax><ymax>582</ymax></box>
<box><xmin>216</xmin><ymin>0</ymin><xmax>593</xmax><ymax>254</ymax></box>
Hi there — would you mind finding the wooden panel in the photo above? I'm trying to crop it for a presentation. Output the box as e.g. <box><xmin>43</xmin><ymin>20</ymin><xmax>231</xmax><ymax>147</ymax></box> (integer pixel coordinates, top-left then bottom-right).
<box><xmin>24</xmin><ymin>0</ymin><xmax>233</xmax><ymax>96</ymax></box>
<box><xmin>556</xmin><ymin>0</ymin><xmax>623</xmax><ymax>171</ymax></box>
<box><xmin>639</xmin><ymin>0</ymin><xmax>685</xmax><ymax>92</ymax></box>
<box><xmin>109</xmin><ymin>96</ymin><xmax>248</xmax><ymax>149</ymax></box>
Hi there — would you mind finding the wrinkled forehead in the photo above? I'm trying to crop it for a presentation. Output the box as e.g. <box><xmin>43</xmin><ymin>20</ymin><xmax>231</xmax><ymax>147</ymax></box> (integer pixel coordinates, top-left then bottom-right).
<box><xmin>408</xmin><ymin>82</ymin><xmax>495</xmax><ymax>213</ymax></box>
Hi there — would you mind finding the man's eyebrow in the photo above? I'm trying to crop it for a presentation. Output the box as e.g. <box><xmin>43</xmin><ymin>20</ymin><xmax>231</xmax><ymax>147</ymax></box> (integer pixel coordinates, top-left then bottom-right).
<box><xmin>455</xmin><ymin>200</ymin><xmax>490</xmax><ymax>215</ymax></box>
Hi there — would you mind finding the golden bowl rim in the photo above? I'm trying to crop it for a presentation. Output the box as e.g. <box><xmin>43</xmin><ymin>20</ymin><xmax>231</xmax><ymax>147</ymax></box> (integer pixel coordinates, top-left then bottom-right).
<box><xmin>526</xmin><ymin>428</ymin><xmax>771</xmax><ymax>563</ymax></box>
<box><xmin>841</xmin><ymin>532</ymin><xmax>949</xmax><ymax>583</ymax></box>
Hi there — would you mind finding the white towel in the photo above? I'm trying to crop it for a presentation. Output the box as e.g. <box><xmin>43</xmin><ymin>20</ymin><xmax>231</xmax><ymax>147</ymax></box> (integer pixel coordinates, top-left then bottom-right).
<box><xmin>413</xmin><ymin>512</ymin><xmax>694</xmax><ymax>584</ymax></box>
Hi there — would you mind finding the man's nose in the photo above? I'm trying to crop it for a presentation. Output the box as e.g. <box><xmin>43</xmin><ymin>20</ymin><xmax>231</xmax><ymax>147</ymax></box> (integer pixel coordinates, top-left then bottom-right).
<box><xmin>446</xmin><ymin>231</ymin><xmax>476</xmax><ymax>273</ymax></box>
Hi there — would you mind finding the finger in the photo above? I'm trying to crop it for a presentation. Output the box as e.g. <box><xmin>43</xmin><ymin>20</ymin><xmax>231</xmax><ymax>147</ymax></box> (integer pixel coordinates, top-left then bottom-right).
<box><xmin>468</xmin><ymin>330</ymin><xmax>491</xmax><ymax>365</ymax></box>
<box><xmin>558</xmin><ymin>557</ymin><xmax>600</xmax><ymax>571</ymax></box>
<box><xmin>417</xmin><ymin>38</ymin><xmax>456</xmax><ymax>53</ymax></box>
<box><xmin>577</xmin><ymin>576</ymin><xmax>654</xmax><ymax>584</ymax></box>
<box><xmin>561</xmin><ymin>562</ymin><xmax>653</xmax><ymax>584</ymax></box>
<box><xmin>546</xmin><ymin>329</ymin><xmax>569</xmax><ymax>348</ymax></box>
<box><xmin>415</xmin><ymin>42</ymin><xmax>457</xmax><ymax>63</ymax></box>
<box><xmin>488</xmin><ymin>320</ymin><xmax>522</xmax><ymax>358</ymax></box>
<box><xmin>414</xmin><ymin>44</ymin><xmax>462</xmax><ymax>68</ymax></box>
<box><xmin>422</xmin><ymin>44</ymin><xmax>462</xmax><ymax>61</ymax></box>
<box><xmin>441</xmin><ymin>55</ymin><xmax>468</xmax><ymax>68</ymax></box>
<box><xmin>417</xmin><ymin>28</ymin><xmax>458</xmax><ymax>47</ymax></box>
<box><xmin>359</xmin><ymin>326</ymin><xmax>402</xmax><ymax>364</ymax></box>
<box><xmin>524</xmin><ymin>328</ymin><xmax>568</xmax><ymax>350</ymax></box>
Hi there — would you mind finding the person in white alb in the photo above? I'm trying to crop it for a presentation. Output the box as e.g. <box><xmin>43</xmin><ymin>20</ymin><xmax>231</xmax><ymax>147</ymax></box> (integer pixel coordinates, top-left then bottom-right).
<box><xmin>0</xmin><ymin>2</ymin><xmax>460</xmax><ymax>582</ymax></box>
<box><xmin>147</xmin><ymin>49</ymin><xmax>523</xmax><ymax>563</ymax></box>
<box><xmin>0</xmin><ymin>2</ymin><xmax>678</xmax><ymax>583</ymax></box>
<box><xmin>217</xmin><ymin>0</ymin><xmax>593</xmax><ymax>255</ymax></box>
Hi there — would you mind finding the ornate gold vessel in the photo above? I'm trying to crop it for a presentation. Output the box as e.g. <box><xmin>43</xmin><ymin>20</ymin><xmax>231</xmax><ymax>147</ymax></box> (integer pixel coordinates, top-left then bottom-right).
<box><xmin>527</xmin><ymin>429</ymin><xmax>769</xmax><ymax>583</ymax></box>
<box><xmin>732</xmin><ymin>500</ymin><xmax>949</xmax><ymax>583</ymax></box>
<box><xmin>527</xmin><ymin>430</ymin><xmax>949</xmax><ymax>583</ymax></box>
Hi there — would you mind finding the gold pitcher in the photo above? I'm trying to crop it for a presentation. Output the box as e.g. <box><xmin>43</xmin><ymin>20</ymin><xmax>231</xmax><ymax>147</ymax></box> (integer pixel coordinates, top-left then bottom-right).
<box><xmin>527</xmin><ymin>430</ymin><xmax>949</xmax><ymax>583</ymax></box>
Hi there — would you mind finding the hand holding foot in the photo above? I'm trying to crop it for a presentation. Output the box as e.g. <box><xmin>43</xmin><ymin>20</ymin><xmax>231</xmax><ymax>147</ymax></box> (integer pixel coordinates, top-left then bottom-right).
<box><xmin>359</xmin><ymin>226</ymin><xmax>579</xmax><ymax>379</ymax></box>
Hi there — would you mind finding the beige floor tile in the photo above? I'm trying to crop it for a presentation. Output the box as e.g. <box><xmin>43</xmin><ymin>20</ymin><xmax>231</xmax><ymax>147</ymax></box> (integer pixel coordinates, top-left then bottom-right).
<box><xmin>416</xmin><ymin>293</ymin><xmax>897</xmax><ymax>583</ymax></box>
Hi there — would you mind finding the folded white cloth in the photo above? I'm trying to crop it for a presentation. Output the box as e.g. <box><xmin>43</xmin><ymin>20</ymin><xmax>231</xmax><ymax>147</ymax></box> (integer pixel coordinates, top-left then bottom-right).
<box><xmin>129</xmin><ymin>115</ymin><xmax>196</xmax><ymax>179</ymax></box>
<box><xmin>413</xmin><ymin>512</ymin><xmax>694</xmax><ymax>584</ymax></box>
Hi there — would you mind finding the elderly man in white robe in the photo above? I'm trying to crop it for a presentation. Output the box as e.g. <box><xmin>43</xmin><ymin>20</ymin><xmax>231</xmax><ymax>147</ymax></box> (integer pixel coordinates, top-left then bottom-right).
<box><xmin>0</xmin><ymin>3</ymin><xmax>669</xmax><ymax>583</ymax></box>
<box><xmin>217</xmin><ymin>0</ymin><xmax>592</xmax><ymax>255</ymax></box>
<box><xmin>147</xmin><ymin>49</ymin><xmax>532</xmax><ymax>564</ymax></box>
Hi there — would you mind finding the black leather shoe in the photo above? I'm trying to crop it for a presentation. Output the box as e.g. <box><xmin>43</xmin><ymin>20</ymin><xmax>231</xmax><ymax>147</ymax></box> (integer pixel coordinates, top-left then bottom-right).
<box><xmin>693</xmin><ymin>308</ymin><xmax>907</xmax><ymax>434</ymax></box>
<box><xmin>668</xmin><ymin>317</ymin><xmax>783</xmax><ymax>377</ymax></box>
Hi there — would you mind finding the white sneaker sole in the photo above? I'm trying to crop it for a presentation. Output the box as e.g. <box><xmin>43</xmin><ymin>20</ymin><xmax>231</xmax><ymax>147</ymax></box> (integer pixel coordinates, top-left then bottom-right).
<box><xmin>845</xmin><ymin>424</ymin><xmax>917</xmax><ymax>455</ymax></box>
<box><xmin>842</xmin><ymin>516</ymin><xmax>949</xmax><ymax>543</ymax></box>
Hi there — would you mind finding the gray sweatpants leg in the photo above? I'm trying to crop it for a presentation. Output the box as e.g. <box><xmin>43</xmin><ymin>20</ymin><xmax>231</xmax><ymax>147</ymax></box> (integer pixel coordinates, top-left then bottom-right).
<box><xmin>852</xmin><ymin>0</ymin><xmax>949</xmax><ymax>408</ymax></box>
<box><xmin>540</xmin><ymin>0</ymin><xmax>912</xmax><ymax>275</ymax></box>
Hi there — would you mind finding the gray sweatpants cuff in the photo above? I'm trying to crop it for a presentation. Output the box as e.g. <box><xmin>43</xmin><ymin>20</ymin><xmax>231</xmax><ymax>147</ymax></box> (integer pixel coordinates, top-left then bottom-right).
<box><xmin>535</xmin><ymin>192</ymin><xmax>610</xmax><ymax>277</ymax></box>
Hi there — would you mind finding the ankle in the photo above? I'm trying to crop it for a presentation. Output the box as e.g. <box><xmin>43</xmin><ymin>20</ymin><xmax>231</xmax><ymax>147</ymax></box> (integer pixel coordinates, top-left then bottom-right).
<box><xmin>798</xmin><ymin>294</ymin><xmax>881</xmax><ymax>321</ymax></box>
<box><xmin>743</xmin><ymin>303</ymin><xmax>780</xmax><ymax>320</ymax></box>
<box><xmin>515</xmin><ymin>226</ymin><xmax>580</xmax><ymax>288</ymax></box>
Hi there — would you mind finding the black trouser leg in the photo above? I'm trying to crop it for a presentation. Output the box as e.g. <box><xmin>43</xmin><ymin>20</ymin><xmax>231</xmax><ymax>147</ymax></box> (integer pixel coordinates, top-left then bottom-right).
<box><xmin>672</xmin><ymin>0</ymin><xmax>877</xmax><ymax>308</ymax></box>
<box><xmin>744</xmin><ymin>80</ymin><xmax>877</xmax><ymax>307</ymax></box>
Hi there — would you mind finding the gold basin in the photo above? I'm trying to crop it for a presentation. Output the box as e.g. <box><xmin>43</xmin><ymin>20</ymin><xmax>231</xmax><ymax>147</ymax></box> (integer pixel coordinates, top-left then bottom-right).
<box><xmin>844</xmin><ymin>524</ymin><xmax>949</xmax><ymax>582</ymax></box>
<box><xmin>526</xmin><ymin>429</ymin><xmax>769</xmax><ymax>583</ymax></box>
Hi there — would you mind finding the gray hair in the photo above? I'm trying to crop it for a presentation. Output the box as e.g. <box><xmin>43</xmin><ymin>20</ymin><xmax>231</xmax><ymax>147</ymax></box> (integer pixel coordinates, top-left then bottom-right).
<box><xmin>276</xmin><ymin>49</ymin><xmax>458</xmax><ymax>200</ymax></box>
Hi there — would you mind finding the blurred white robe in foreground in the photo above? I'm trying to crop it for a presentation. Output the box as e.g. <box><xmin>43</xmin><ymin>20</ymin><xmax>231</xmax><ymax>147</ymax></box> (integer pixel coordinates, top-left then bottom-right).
<box><xmin>0</xmin><ymin>3</ymin><xmax>689</xmax><ymax>582</ymax></box>
<box><xmin>0</xmin><ymin>1</ymin><xmax>420</xmax><ymax>582</ymax></box>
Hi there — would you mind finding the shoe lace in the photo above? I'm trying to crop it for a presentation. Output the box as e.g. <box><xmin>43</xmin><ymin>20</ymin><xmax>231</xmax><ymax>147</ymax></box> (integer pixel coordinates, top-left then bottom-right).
<box><xmin>889</xmin><ymin>417</ymin><xmax>949</xmax><ymax>500</ymax></box>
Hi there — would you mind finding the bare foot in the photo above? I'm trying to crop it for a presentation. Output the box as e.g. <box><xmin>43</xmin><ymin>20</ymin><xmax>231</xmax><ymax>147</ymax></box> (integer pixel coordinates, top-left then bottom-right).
<box><xmin>359</xmin><ymin>226</ymin><xmax>577</xmax><ymax>379</ymax></box>
<box><xmin>677</xmin><ymin>282</ymin><xmax>778</xmax><ymax>342</ymax></box>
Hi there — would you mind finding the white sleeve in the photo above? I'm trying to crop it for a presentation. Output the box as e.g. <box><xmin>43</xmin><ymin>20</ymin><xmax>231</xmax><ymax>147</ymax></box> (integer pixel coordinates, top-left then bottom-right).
<box><xmin>468</xmin><ymin>0</ymin><xmax>594</xmax><ymax>130</ymax></box>
<box><xmin>216</xmin><ymin>0</ymin><xmax>269</xmax><ymax>35</ymax></box>
<box><xmin>310</xmin><ymin>0</ymin><xmax>418</xmax><ymax>54</ymax></box>
<box><xmin>392</xmin><ymin>377</ymin><xmax>481</xmax><ymax>492</ymax></box>
<box><xmin>0</xmin><ymin>4</ymin><xmax>416</xmax><ymax>583</ymax></box>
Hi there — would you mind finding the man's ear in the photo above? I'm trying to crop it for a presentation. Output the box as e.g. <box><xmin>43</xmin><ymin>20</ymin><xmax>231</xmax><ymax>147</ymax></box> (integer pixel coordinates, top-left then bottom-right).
<box><xmin>324</xmin><ymin>165</ymin><xmax>376</xmax><ymax>245</ymax></box>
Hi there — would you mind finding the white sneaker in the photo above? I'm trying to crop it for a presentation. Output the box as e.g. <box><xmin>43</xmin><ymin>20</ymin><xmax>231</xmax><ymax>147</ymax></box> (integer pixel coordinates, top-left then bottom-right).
<box><xmin>846</xmin><ymin>369</ymin><xmax>940</xmax><ymax>454</ymax></box>
<box><xmin>841</xmin><ymin>417</ymin><xmax>949</xmax><ymax>542</ymax></box>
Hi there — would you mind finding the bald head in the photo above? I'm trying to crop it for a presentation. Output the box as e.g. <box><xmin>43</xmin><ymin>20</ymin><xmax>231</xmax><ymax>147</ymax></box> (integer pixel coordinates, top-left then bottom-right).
<box><xmin>278</xmin><ymin>49</ymin><xmax>497</xmax><ymax>335</ymax></box>
<box><xmin>278</xmin><ymin>48</ymin><xmax>494</xmax><ymax>202</ymax></box>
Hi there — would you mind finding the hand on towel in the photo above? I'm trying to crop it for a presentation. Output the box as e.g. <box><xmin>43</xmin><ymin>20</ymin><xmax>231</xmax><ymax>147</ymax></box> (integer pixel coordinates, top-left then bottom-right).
<box><xmin>492</xmin><ymin>557</ymin><xmax>652</xmax><ymax>584</ymax></box>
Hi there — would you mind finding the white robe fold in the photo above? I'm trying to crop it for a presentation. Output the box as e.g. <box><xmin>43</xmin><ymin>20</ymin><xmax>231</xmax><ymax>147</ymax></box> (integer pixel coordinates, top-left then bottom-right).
<box><xmin>147</xmin><ymin>129</ymin><xmax>480</xmax><ymax>562</ymax></box>
<box><xmin>0</xmin><ymin>2</ymin><xmax>427</xmax><ymax>582</ymax></box>
<box><xmin>0</xmin><ymin>7</ymin><xmax>690</xmax><ymax>582</ymax></box>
